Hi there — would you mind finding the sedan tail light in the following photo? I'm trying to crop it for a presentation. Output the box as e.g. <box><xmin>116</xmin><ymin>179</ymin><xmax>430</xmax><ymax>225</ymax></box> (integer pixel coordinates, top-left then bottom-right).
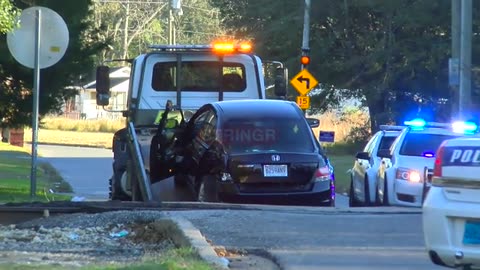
<box><xmin>314</xmin><ymin>165</ymin><xmax>331</xmax><ymax>182</ymax></box>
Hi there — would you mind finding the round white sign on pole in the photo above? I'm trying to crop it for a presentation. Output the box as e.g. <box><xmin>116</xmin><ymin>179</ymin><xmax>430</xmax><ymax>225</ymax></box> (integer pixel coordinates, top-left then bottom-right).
<box><xmin>6</xmin><ymin>6</ymin><xmax>69</xmax><ymax>69</ymax></box>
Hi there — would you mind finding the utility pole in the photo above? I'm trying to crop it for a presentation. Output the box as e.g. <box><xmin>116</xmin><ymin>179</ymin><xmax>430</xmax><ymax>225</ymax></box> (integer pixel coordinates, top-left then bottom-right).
<box><xmin>122</xmin><ymin>0</ymin><xmax>130</xmax><ymax>58</ymax></box>
<box><xmin>450</xmin><ymin>0</ymin><xmax>460</xmax><ymax>119</ymax></box>
<box><xmin>459</xmin><ymin>0</ymin><xmax>472</xmax><ymax>119</ymax></box>
<box><xmin>300</xmin><ymin>0</ymin><xmax>311</xmax><ymax>115</ymax></box>
<box><xmin>168</xmin><ymin>0</ymin><xmax>182</xmax><ymax>45</ymax></box>
<box><xmin>301</xmin><ymin>0</ymin><xmax>311</xmax><ymax>71</ymax></box>
<box><xmin>168</xmin><ymin>9</ymin><xmax>174</xmax><ymax>45</ymax></box>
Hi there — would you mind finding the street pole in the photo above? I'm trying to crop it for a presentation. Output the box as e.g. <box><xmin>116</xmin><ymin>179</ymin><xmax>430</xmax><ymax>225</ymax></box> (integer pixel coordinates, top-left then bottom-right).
<box><xmin>301</xmin><ymin>0</ymin><xmax>311</xmax><ymax>71</ymax></box>
<box><xmin>301</xmin><ymin>0</ymin><xmax>311</xmax><ymax>116</ymax></box>
<box><xmin>459</xmin><ymin>0</ymin><xmax>472</xmax><ymax>119</ymax></box>
<box><xmin>168</xmin><ymin>9</ymin><xmax>173</xmax><ymax>45</ymax></box>
<box><xmin>451</xmin><ymin>0</ymin><xmax>460</xmax><ymax>119</ymax></box>
<box><xmin>30</xmin><ymin>9</ymin><xmax>41</xmax><ymax>200</ymax></box>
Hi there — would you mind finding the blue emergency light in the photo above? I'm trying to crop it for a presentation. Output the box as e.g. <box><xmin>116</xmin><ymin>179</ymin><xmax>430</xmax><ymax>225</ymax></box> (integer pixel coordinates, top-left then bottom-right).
<box><xmin>422</xmin><ymin>151</ymin><xmax>435</xmax><ymax>158</ymax></box>
<box><xmin>404</xmin><ymin>118</ymin><xmax>426</xmax><ymax>128</ymax></box>
<box><xmin>452</xmin><ymin>121</ymin><xmax>478</xmax><ymax>134</ymax></box>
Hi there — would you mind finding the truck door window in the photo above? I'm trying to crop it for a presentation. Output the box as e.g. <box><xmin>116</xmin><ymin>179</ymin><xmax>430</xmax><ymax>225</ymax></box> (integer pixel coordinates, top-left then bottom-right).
<box><xmin>151</xmin><ymin>61</ymin><xmax>246</xmax><ymax>92</ymax></box>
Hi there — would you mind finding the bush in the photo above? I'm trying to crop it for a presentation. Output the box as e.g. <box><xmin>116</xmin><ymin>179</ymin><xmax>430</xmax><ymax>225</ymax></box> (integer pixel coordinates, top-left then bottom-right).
<box><xmin>323</xmin><ymin>141</ymin><xmax>366</xmax><ymax>156</ymax></box>
<box><xmin>40</xmin><ymin>117</ymin><xmax>124</xmax><ymax>133</ymax></box>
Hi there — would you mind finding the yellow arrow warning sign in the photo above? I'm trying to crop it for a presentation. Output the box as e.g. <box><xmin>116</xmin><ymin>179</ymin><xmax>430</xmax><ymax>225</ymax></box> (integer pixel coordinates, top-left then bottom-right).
<box><xmin>290</xmin><ymin>69</ymin><xmax>319</xmax><ymax>96</ymax></box>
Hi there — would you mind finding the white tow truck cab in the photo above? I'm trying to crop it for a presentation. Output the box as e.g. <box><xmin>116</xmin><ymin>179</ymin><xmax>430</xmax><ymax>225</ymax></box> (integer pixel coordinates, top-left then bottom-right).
<box><xmin>423</xmin><ymin>127</ymin><xmax>480</xmax><ymax>269</ymax></box>
<box><xmin>95</xmin><ymin>41</ymin><xmax>289</xmax><ymax>201</ymax></box>
<box><xmin>376</xmin><ymin>118</ymin><xmax>477</xmax><ymax>207</ymax></box>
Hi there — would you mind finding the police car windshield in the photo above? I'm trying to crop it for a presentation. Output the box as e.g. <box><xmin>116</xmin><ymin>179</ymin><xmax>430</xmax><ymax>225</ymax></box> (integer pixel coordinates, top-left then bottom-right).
<box><xmin>399</xmin><ymin>133</ymin><xmax>460</xmax><ymax>157</ymax></box>
<box><xmin>220</xmin><ymin>117</ymin><xmax>315</xmax><ymax>154</ymax></box>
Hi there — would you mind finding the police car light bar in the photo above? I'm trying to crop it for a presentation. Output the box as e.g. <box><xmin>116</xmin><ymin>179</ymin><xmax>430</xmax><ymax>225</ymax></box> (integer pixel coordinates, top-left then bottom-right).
<box><xmin>404</xmin><ymin>118</ymin><xmax>451</xmax><ymax>129</ymax></box>
<box><xmin>404</xmin><ymin>118</ymin><xmax>427</xmax><ymax>127</ymax></box>
<box><xmin>379</xmin><ymin>125</ymin><xmax>405</xmax><ymax>131</ymax></box>
<box><xmin>404</xmin><ymin>118</ymin><xmax>478</xmax><ymax>134</ymax></box>
<box><xmin>452</xmin><ymin>121</ymin><xmax>478</xmax><ymax>134</ymax></box>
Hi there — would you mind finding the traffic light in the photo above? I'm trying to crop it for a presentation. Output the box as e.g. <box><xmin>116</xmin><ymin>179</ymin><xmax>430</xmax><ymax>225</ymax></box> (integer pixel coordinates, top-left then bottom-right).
<box><xmin>301</xmin><ymin>55</ymin><xmax>310</xmax><ymax>66</ymax></box>
<box><xmin>300</xmin><ymin>55</ymin><xmax>310</xmax><ymax>70</ymax></box>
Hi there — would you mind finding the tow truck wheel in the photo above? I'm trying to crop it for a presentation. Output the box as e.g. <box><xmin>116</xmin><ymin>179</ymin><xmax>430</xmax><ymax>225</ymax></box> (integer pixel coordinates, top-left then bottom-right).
<box><xmin>197</xmin><ymin>175</ymin><xmax>219</xmax><ymax>202</ymax></box>
<box><xmin>126</xmin><ymin>160</ymin><xmax>143</xmax><ymax>202</ymax></box>
<box><xmin>109</xmin><ymin>171</ymin><xmax>131</xmax><ymax>201</ymax></box>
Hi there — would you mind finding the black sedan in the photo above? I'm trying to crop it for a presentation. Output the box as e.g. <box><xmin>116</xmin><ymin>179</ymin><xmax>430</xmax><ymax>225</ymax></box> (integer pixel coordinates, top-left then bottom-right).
<box><xmin>153</xmin><ymin>99</ymin><xmax>335</xmax><ymax>206</ymax></box>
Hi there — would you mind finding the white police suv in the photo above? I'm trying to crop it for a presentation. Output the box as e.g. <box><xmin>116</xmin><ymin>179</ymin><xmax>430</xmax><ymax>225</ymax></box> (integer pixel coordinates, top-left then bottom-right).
<box><xmin>423</xmin><ymin>132</ymin><xmax>480</xmax><ymax>269</ymax></box>
<box><xmin>376</xmin><ymin>118</ymin><xmax>477</xmax><ymax>207</ymax></box>
<box><xmin>349</xmin><ymin>125</ymin><xmax>403</xmax><ymax>207</ymax></box>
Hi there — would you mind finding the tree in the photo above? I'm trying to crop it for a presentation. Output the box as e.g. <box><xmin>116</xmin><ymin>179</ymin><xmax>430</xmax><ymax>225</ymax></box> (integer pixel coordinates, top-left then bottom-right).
<box><xmin>0</xmin><ymin>0</ymin><xmax>20</xmax><ymax>33</ymax></box>
<box><xmin>0</xmin><ymin>0</ymin><xmax>107</xmax><ymax>128</ymax></box>
<box><xmin>93</xmin><ymin>0</ymin><xmax>228</xmax><ymax>62</ymax></box>
<box><xmin>213</xmin><ymin>0</ymin><xmax>480</xmax><ymax>131</ymax></box>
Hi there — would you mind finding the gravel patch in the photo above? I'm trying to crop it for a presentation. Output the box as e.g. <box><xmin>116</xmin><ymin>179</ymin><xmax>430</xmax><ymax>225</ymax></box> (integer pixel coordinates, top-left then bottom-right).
<box><xmin>0</xmin><ymin>210</ymin><xmax>180</xmax><ymax>268</ymax></box>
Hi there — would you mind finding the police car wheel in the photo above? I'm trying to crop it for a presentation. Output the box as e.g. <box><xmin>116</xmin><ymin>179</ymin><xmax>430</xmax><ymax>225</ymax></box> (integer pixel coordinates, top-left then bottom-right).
<box><xmin>349</xmin><ymin>179</ymin><xmax>359</xmax><ymax>207</ymax></box>
<box><xmin>364</xmin><ymin>175</ymin><xmax>371</xmax><ymax>206</ymax></box>
<box><xmin>382</xmin><ymin>176</ymin><xmax>390</xmax><ymax>206</ymax></box>
<box><xmin>375</xmin><ymin>184</ymin><xmax>382</xmax><ymax>206</ymax></box>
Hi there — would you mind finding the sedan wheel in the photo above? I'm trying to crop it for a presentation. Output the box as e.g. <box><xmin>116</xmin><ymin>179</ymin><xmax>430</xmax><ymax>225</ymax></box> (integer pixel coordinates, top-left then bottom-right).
<box><xmin>197</xmin><ymin>175</ymin><xmax>219</xmax><ymax>202</ymax></box>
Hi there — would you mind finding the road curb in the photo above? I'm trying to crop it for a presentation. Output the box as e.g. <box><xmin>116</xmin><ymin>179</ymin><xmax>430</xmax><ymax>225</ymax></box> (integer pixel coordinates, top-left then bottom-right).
<box><xmin>169</xmin><ymin>216</ymin><xmax>229</xmax><ymax>269</ymax></box>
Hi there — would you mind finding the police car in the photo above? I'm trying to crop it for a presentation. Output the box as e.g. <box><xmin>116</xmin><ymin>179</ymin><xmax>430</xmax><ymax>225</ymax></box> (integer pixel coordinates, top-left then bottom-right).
<box><xmin>349</xmin><ymin>125</ymin><xmax>403</xmax><ymax>207</ymax></box>
<box><xmin>423</xmin><ymin>128</ymin><xmax>480</xmax><ymax>269</ymax></box>
<box><xmin>376</xmin><ymin>118</ymin><xmax>476</xmax><ymax>207</ymax></box>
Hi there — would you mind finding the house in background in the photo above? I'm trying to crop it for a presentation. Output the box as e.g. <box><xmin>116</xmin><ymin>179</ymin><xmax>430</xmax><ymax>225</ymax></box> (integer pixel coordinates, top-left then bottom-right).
<box><xmin>63</xmin><ymin>66</ymin><xmax>130</xmax><ymax>119</ymax></box>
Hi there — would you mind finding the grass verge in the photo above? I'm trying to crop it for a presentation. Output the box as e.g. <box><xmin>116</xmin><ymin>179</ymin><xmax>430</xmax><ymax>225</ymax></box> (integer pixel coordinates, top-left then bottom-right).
<box><xmin>0</xmin><ymin>247</ymin><xmax>215</xmax><ymax>270</ymax></box>
<box><xmin>0</xmin><ymin>143</ymin><xmax>73</xmax><ymax>203</ymax></box>
<box><xmin>328</xmin><ymin>154</ymin><xmax>352</xmax><ymax>195</ymax></box>
<box><xmin>24</xmin><ymin>128</ymin><xmax>114</xmax><ymax>149</ymax></box>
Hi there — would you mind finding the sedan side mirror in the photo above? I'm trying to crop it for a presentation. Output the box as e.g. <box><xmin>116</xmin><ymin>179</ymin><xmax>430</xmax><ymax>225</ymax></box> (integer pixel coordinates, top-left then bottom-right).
<box><xmin>377</xmin><ymin>149</ymin><xmax>392</xmax><ymax>159</ymax></box>
<box><xmin>306</xmin><ymin>118</ymin><xmax>319</xmax><ymax>128</ymax></box>
<box><xmin>355</xmin><ymin>151</ymin><xmax>370</xmax><ymax>160</ymax></box>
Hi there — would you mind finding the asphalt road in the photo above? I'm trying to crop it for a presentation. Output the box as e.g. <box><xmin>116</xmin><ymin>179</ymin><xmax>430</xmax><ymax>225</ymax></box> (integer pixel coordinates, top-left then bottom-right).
<box><xmin>36</xmin><ymin>144</ymin><xmax>193</xmax><ymax>202</ymax></box>
<box><xmin>168</xmin><ymin>209</ymin><xmax>440</xmax><ymax>270</ymax></box>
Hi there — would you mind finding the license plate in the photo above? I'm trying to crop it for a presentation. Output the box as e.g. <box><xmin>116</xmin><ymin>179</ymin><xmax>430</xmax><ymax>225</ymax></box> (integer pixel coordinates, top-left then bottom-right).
<box><xmin>263</xmin><ymin>164</ymin><xmax>288</xmax><ymax>177</ymax></box>
<box><xmin>463</xmin><ymin>221</ymin><xmax>480</xmax><ymax>245</ymax></box>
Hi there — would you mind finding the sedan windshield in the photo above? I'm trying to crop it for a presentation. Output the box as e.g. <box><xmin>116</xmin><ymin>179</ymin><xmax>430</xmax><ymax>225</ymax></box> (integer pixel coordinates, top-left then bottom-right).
<box><xmin>220</xmin><ymin>118</ymin><xmax>315</xmax><ymax>153</ymax></box>
<box><xmin>399</xmin><ymin>133</ymin><xmax>460</xmax><ymax>157</ymax></box>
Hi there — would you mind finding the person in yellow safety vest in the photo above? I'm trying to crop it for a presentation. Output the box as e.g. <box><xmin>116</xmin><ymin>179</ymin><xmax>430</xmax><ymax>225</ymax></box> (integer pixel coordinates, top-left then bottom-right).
<box><xmin>154</xmin><ymin>110</ymin><xmax>182</xmax><ymax>129</ymax></box>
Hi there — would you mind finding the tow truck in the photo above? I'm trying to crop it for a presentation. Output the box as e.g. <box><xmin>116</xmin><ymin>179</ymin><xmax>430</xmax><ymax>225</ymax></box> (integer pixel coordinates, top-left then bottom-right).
<box><xmin>94</xmin><ymin>41</ymin><xmax>289</xmax><ymax>202</ymax></box>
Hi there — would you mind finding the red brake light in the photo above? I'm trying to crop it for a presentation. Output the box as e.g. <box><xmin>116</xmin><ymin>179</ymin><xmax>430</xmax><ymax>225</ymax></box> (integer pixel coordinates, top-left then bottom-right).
<box><xmin>314</xmin><ymin>165</ymin><xmax>330</xmax><ymax>182</ymax></box>
<box><xmin>433</xmin><ymin>142</ymin><xmax>446</xmax><ymax>177</ymax></box>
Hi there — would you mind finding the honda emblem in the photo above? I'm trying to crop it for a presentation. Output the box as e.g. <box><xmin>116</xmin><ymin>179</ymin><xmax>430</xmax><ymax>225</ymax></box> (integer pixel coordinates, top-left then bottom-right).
<box><xmin>271</xmin><ymin>155</ymin><xmax>280</xmax><ymax>162</ymax></box>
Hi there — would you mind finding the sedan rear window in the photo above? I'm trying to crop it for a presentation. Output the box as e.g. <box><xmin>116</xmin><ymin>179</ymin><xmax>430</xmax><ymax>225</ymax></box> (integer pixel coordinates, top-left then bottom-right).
<box><xmin>219</xmin><ymin>118</ymin><xmax>315</xmax><ymax>153</ymax></box>
<box><xmin>399</xmin><ymin>133</ymin><xmax>460</xmax><ymax>157</ymax></box>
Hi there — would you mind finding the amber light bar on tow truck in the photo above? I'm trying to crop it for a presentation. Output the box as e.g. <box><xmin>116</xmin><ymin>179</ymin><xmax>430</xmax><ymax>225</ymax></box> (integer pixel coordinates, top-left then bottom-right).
<box><xmin>149</xmin><ymin>41</ymin><xmax>253</xmax><ymax>54</ymax></box>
